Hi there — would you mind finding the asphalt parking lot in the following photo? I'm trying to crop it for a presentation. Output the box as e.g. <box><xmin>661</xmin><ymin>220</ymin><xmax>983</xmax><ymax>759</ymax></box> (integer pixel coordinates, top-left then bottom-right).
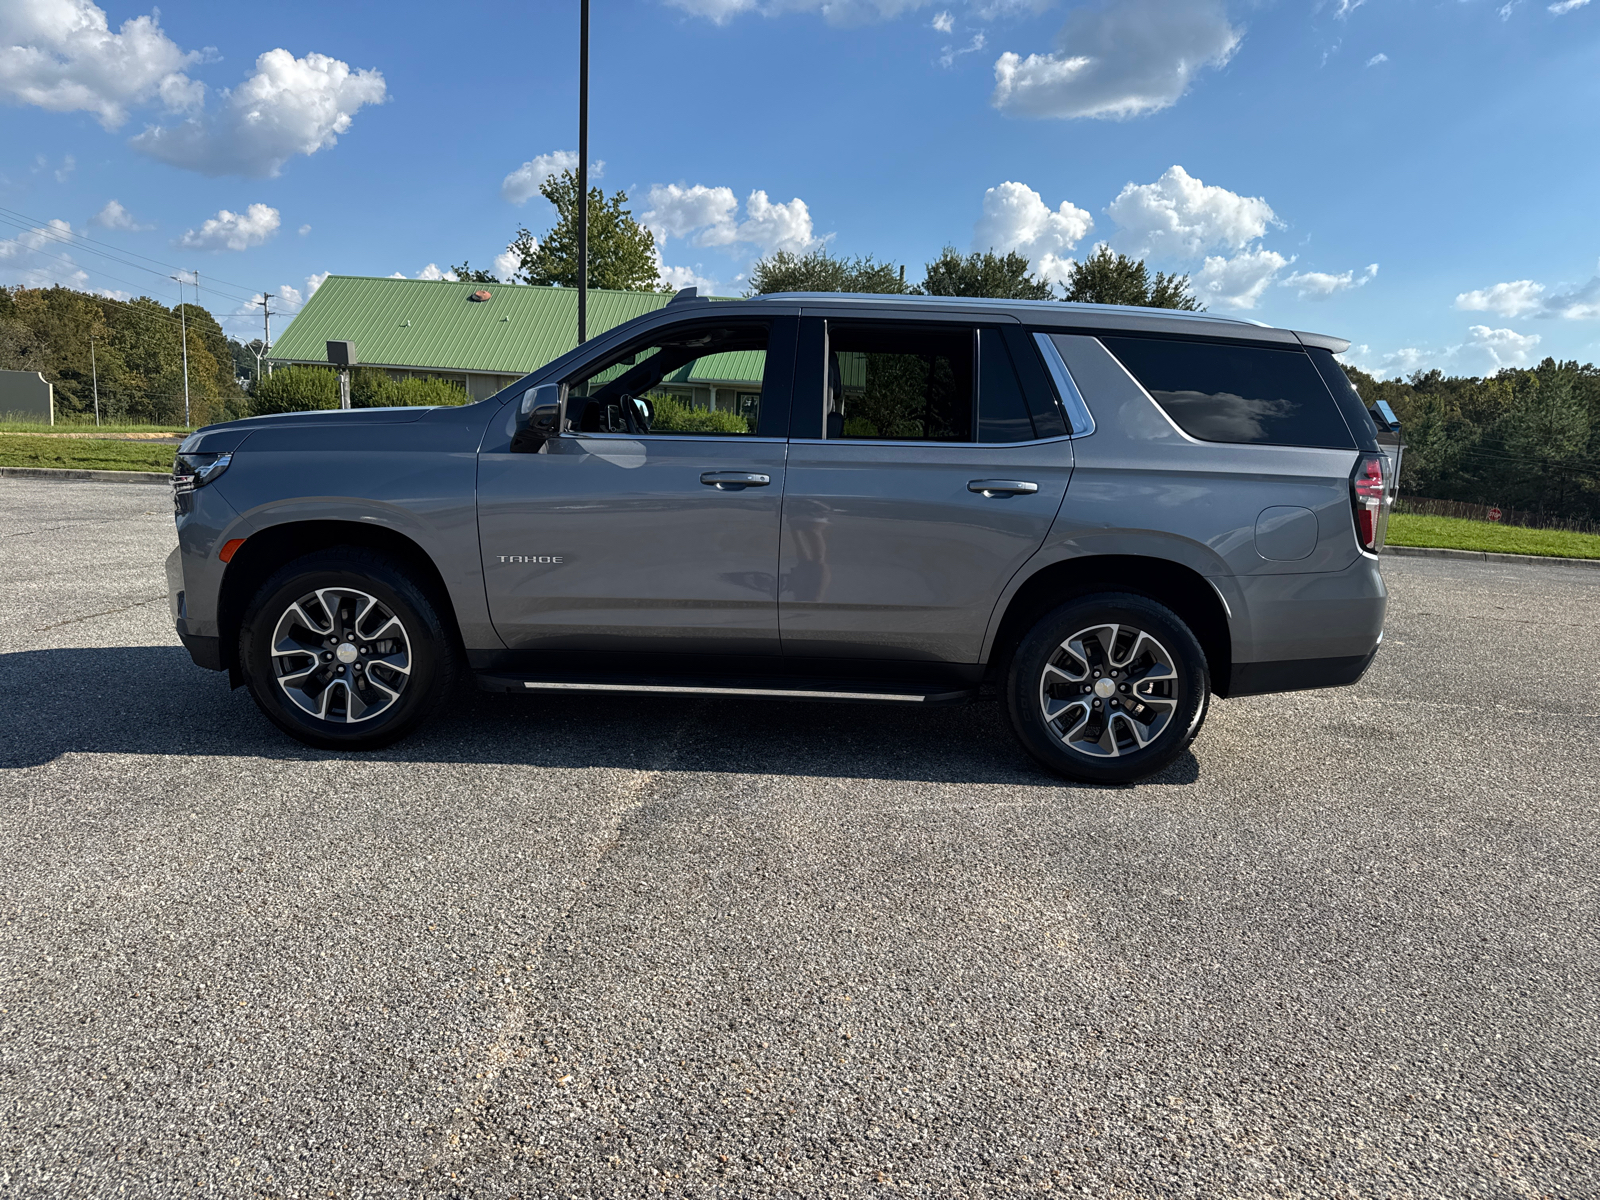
<box><xmin>3</xmin><ymin>476</ymin><xmax>1598</xmax><ymax>1199</ymax></box>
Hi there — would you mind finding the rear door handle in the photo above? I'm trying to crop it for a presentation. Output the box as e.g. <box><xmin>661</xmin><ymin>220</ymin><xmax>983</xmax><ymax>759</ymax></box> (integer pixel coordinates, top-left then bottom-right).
<box><xmin>701</xmin><ymin>471</ymin><xmax>772</xmax><ymax>489</ymax></box>
<box><xmin>968</xmin><ymin>479</ymin><xmax>1039</xmax><ymax>496</ymax></box>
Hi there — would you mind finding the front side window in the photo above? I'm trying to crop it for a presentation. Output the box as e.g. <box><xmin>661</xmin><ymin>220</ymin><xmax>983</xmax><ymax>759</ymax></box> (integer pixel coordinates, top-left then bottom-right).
<box><xmin>825</xmin><ymin>323</ymin><xmax>975</xmax><ymax>442</ymax></box>
<box><xmin>566</xmin><ymin>322</ymin><xmax>769</xmax><ymax>436</ymax></box>
<box><xmin>1100</xmin><ymin>335</ymin><xmax>1355</xmax><ymax>449</ymax></box>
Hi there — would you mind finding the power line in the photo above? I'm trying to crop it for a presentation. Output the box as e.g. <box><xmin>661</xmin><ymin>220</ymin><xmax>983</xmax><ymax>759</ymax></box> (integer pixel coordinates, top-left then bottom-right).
<box><xmin>0</xmin><ymin>203</ymin><xmax>263</xmax><ymax>302</ymax></box>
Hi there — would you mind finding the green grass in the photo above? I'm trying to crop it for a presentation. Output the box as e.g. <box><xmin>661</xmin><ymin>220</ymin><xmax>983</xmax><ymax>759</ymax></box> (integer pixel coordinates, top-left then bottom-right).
<box><xmin>0</xmin><ymin>420</ymin><xmax>191</xmax><ymax>435</ymax></box>
<box><xmin>0</xmin><ymin>434</ymin><xmax>177</xmax><ymax>473</ymax></box>
<box><xmin>1387</xmin><ymin>513</ymin><xmax>1600</xmax><ymax>559</ymax></box>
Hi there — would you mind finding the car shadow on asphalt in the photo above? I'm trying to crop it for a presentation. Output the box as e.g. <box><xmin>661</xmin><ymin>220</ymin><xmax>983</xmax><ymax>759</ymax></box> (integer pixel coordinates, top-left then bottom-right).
<box><xmin>0</xmin><ymin>644</ymin><xmax>1201</xmax><ymax>788</ymax></box>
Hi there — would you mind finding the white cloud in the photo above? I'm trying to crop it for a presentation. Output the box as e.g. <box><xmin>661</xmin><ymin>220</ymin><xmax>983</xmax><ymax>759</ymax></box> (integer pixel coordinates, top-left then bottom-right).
<box><xmin>735</xmin><ymin>190</ymin><xmax>823</xmax><ymax>253</ymax></box>
<box><xmin>1348</xmin><ymin>325</ymin><xmax>1543</xmax><ymax>379</ymax></box>
<box><xmin>1194</xmin><ymin>247</ymin><xmax>1290</xmax><ymax>309</ymax></box>
<box><xmin>1107</xmin><ymin>165</ymin><xmax>1278</xmax><ymax>259</ymax></box>
<box><xmin>663</xmin><ymin>0</ymin><xmax>930</xmax><ymax>26</ymax></box>
<box><xmin>973</xmin><ymin>180</ymin><xmax>1093</xmax><ymax>286</ymax></box>
<box><xmin>131</xmin><ymin>49</ymin><xmax>387</xmax><ymax>178</ymax></box>
<box><xmin>657</xmin><ymin>262</ymin><xmax>720</xmax><ymax>294</ymax></box>
<box><xmin>1456</xmin><ymin>267</ymin><xmax>1600</xmax><ymax>320</ymax></box>
<box><xmin>90</xmin><ymin>198</ymin><xmax>151</xmax><ymax>231</ymax></box>
<box><xmin>177</xmin><ymin>203</ymin><xmax>280</xmax><ymax>251</ymax></box>
<box><xmin>643</xmin><ymin>183</ymin><xmax>739</xmax><ymax>245</ymax></box>
<box><xmin>1549</xmin><ymin>0</ymin><xmax>1590</xmax><ymax>14</ymax></box>
<box><xmin>1455</xmin><ymin>279</ymin><xmax>1545</xmax><ymax>318</ymax></box>
<box><xmin>500</xmin><ymin>149</ymin><xmax>599</xmax><ymax>205</ymax></box>
<box><xmin>1365</xmin><ymin>52</ymin><xmax>1388</xmax><ymax>66</ymax></box>
<box><xmin>0</xmin><ymin>0</ymin><xmax>203</xmax><ymax>128</ymax></box>
<box><xmin>1282</xmin><ymin>262</ymin><xmax>1377</xmax><ymax>298</ymax></box>
<box><xmin>413</xmin><ymin>263</ymin><xmax>457</xmax><ymax>281</ymax></box>
<box><xmin>939</xmin><ymin>31</ymin><xmax>987</xmax><ymax>68</ymax></box>
<box><xmin>297</xmin><ymin>223</ymin><xmax>311</xmax><ymax>236</ymax></box>
<box><xmin>493</xmin><ymin>246</ymin><xmax>520</xmax><ymax>282</ymax></box>
<box><xmin>0</xmin><ymin>216</ymin><xmax>90</xmax><ymax>289</ymax></box>
<box><xmin>932</xmin><ymin>9</ymin><xmax>954</xmax><ymax>31</ymax></box>
<box><xmin>305</xmin><ymin>270</ymin><xmax>329</xmax><ymax>296</ymax></box>
<box><xmin>638</xmin><ymin>183</ymin><xmax>825</xmax><ymax>256</ymax></box>
<box><xmin>54</xmin><ymin>153</ymin><xmax>75</xmax><ymax>181</ymax></box>
<box><xmin>991</xmin><ymin>0</ymin><xmax>1240</xmax><ymax>120</ymax></box>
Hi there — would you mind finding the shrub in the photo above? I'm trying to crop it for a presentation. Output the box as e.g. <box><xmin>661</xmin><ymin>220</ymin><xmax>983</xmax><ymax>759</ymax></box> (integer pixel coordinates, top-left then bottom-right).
<box><xmin>356</xmin><ymin>373</ymin><xmax>467</xmax><ymax>408</ymax></box>
<box><xmin>252</xmin><ymin>365</ymin><xmax>338</xmax><ymax>414</ymax></box>
<box><xmin>646</xmin><ymin>393</ymin><xmax>751</xmax><ymax>434</ymax></box>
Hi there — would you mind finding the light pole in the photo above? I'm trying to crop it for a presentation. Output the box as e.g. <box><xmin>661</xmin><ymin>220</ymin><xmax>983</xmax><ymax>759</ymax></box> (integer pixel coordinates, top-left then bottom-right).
<box><xmin>577</xmin><ymin>0</ymin><xmax>589</xmax><ymax>345</ymax></box>
<box><xmin>89</xmin><ymin>333</ymin><xmax>99</xmax><ymax>427</ymax></box>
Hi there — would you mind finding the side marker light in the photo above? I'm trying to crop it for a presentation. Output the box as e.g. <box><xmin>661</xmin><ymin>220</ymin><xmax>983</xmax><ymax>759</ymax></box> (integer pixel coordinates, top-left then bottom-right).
<box><xmin>219</xmin><ymin>538</ymin><xmax>247</xmax><ymax>563</ymax></box>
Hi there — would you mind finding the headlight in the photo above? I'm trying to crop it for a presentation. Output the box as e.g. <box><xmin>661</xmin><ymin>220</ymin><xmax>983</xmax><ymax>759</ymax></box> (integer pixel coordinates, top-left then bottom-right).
<box><xmin>172</xmin><ymin>451</ymin><xmax>232</xmax><ymax>512</ymax></box>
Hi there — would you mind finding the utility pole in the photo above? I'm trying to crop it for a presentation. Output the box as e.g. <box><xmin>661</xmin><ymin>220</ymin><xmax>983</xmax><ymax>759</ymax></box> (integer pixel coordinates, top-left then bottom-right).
<box><xmin>261</xmin><ymin>289</ymin><xmax>275</xmax><ymax>378</ymax></box>
<box><xmin>577</xmin><ymin>0</ymin><xmax>589</xmax><ymax>345</ymax></box>
<box><xmin>172</xmin><ymin>274</ymin><xmax>191</xmax><ymax>427</ymax></box>
<box><xmin>90</xmin><ymin>333</ymin><xmax>99</xmax><ymax>427</ymax></box>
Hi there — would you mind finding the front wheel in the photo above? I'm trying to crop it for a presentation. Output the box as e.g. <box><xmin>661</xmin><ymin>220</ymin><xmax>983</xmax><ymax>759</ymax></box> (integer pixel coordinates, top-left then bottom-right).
<box><xmin>1006</xmin><ymin>593</ymin><xmax>1210</xmax><ymax>785</ymax></box>
<box><xmin>238</xmin><ymin>549</ymin><xmax>460</xmax><ymax>750</ymax></box>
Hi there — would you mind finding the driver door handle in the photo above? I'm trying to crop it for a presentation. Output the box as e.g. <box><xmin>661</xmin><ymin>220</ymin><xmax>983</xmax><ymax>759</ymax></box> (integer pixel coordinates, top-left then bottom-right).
<box><xmin>701</xmin><ymin>471</ymin><xmax>772</xmax><ymax>489</ymax></box>
<box><xmin>968</xmin><ymin>479</ymin><xmax>1039</xmax><ymax>496</ymax></box>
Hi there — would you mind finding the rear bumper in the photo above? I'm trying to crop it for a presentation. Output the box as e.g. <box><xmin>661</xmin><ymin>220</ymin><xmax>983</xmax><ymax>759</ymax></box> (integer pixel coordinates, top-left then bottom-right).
<box><xmin>1226</xmin><ymin>647</ymin><xmax>1378</xmax><ymax>697</ymax></box>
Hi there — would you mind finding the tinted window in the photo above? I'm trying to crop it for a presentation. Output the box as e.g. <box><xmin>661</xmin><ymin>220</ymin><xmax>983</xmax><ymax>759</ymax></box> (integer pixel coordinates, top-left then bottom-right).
<box><xmin>978</xmin><ymin>328</ymin><xmax>1034</xmax><ymax>443</ymax></box>
<box><xmin>1101</xmin><ymin>336</ymin><xmax>1355</xmax><ymax>449</ymax></box>
<box><xmin>826</xmin><ymin>323</ymin><xmax>974</xmax><ymax>442</ymax></box>
<box><xmin>568</xmin><ymin>322</ymin><xmax>770</xmax><ymax>436</ymax></box>
<box><xmin>1307</xmin><ymin>347</ymin><xmax>1379</xmax><ymax>452</ymax></box>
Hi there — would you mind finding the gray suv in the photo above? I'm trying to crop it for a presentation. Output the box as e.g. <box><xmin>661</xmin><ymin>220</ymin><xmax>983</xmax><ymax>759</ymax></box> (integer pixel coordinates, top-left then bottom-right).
<box><xmin>166</xmin><ymin>292</ymin><xmax>1394</xmax><ymax>784</ymax></box>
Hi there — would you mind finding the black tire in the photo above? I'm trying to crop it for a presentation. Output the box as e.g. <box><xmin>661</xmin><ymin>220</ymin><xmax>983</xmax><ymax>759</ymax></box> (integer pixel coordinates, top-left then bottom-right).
<box><xmin>1006</xmin><ymin>592</ymin><xmax>1210</xmax><ymax>785</ymax></box>
<box><xmin>238</xmin><ymin>548</ymin><xmax>461</xmax><ymax>751</ymax></box>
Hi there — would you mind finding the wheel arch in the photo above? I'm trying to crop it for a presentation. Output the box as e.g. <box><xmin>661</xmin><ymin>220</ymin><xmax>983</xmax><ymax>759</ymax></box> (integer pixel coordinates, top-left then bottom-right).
<box><xmin>217</xmin><ymin>520</ymin><xmax>464</xmax><ymax>681</ymax></box>
<box><xmin>985</xmin><ymin>554</ymin><xmax>1235</xmax><ymax>697</ymax></box>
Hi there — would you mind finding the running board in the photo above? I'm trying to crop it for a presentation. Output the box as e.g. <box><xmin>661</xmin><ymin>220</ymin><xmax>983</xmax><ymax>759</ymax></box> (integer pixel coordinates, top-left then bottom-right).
<box><xmin>475</xmin><ymin>673</ymin><xmax>973</xmax><ymax>705</ymax></box>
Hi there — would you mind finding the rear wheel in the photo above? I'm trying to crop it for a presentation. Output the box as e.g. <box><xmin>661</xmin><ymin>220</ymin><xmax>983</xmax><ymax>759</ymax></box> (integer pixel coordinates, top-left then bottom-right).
<box><xmin>238</xmin><ymin>549</ymin><xmax>459</xmax><ymax>750</ymax></box>
<box><xmin>1006</xmin><ymin>592</ymin><xmax>1209</xmax><ymax>784</ymax></box>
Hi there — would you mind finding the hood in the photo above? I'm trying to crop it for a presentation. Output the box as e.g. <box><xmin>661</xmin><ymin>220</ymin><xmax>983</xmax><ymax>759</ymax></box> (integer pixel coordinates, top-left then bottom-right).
<box><xmin>180</xmin><ymin>406</ymin><xmax>432</xmax><ymax>454</ymax></box>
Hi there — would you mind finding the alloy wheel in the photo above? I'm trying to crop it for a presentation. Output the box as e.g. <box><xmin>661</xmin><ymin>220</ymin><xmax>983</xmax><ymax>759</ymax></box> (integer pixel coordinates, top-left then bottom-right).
<box><xmin>269</xmin><ymin>587</ymin><xmax>412</xmax><ymax>724</ymax></box>
<box><xmin>1038</xmin><ymin>622</ymin><xmax>1179</xmax><ymax>758</ymax></box>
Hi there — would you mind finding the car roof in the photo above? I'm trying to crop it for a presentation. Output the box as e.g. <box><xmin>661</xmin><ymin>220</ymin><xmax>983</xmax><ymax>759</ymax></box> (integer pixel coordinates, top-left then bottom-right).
<box><xmin>711</xmin><ymin>291</ymin><xmax>1349</xmax><ymax>353</ymax></box>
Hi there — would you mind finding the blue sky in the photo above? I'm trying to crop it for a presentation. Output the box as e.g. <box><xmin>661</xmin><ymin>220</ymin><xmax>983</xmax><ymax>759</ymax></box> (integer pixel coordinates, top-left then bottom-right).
<box><xmin>1</xmin><ymin>0</ymin><xmax>1596</xmax><ymax>377</ymax></box>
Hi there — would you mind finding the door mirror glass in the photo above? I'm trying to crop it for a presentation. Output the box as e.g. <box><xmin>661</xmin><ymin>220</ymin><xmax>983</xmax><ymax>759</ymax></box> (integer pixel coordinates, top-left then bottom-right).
<box><xmin>512</xmin><ymin>383</ymin><xmax>563</xmax><ymax>452</ymax></box>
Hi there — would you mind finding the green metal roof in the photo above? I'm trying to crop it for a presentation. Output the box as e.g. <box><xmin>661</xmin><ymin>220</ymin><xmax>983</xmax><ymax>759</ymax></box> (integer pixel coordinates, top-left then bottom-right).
<box><xmin>269</xmin><ymin>275</ymin><xmax>676</xmax><ymax>375</ymax></box>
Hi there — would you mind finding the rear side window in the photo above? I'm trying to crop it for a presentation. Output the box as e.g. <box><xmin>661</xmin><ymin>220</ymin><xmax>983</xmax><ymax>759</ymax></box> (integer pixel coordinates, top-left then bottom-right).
<box><xmin>1101</xmin><ymin>336</ymin><xmax>1355</xmax><ymax>449</ymax></box>
<box><xmin>826</xmin><ymin>323</ymin><xmax>974</xmax><ymax>442</ymax></box>
<box><xmin>977</xmin><ymin>328</ymin><xmax>1033</xmax><ymax>443</ymax></box>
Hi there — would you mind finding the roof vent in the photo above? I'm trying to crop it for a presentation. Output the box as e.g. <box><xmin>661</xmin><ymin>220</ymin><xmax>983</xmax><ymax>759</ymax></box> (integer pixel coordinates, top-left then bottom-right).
<box><xmin>469</xmin><ymin>289</ymin><xmax>492</xmax><ymax>302</ymax></box>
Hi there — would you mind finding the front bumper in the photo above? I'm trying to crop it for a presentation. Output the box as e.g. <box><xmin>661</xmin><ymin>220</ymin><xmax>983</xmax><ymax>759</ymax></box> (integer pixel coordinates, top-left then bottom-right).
<box><xmin>167</xmin><ymin>543</ymin><xmax>224</xmax><ymax>671</ymax></box>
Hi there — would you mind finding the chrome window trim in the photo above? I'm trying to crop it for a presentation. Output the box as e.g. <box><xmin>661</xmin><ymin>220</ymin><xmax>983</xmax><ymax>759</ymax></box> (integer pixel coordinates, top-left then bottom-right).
<box><xmin>564</xmin><ymin>431</ymin><xmax>788</xmax><ymax>445</ymax></box>
<box><xmin>788</xmin><ymin>433</ymin><xmax>1076</xmax><ymax>449</ymax></box>
<box><xmin>1034</xmin><ymin>332</ymin><xmax>1096</xmax><ymax>439</ymax></box>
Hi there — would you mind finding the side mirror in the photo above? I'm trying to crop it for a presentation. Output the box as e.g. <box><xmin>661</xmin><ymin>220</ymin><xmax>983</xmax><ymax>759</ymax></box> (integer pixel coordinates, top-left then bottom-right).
<box><xmin>511</xmin><ymin>383</ymin><xmax>562</xmax><ymax>452</ymax></box>
<box><xmin>1368</xmin><ymin>400</ymin><xmax>1400</xmax><ymax>432</ymax></box>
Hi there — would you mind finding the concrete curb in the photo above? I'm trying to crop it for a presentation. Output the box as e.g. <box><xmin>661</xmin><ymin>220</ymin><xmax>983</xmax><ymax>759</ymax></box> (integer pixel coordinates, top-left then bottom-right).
<box><xmin>1</xmin><ymin>466</ymin><xmax>170</xmax><ymax>485</ymax></box>
<box><xmin>1385</xmin><ymin>544</ymin><xmax>1600</xmax><ymax>571</ymax></box>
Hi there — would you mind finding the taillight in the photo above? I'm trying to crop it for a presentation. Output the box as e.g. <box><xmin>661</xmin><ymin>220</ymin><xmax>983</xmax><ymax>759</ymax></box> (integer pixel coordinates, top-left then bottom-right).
<box><xmin>1350</xmin><ymin>452</ymin><xmax>1387</xmax><ymax>553</ymax></box>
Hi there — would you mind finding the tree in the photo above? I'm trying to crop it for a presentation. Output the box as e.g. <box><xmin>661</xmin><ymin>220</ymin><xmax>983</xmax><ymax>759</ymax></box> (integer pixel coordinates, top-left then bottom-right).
<box><xmin>1063</xmin><ymin>246</ymin><xmax>1202</xmax><ymax>310</ymax></box>
<box><xmin>919</xmin><ymin>247</ymin><xmax>1054</xmax><ymax>300</ymax></box>
<box><xmin>507</xmin><ymin>170</ymin><xmax>663</xmax><ymax>292</ymax></box>
<box><xmin>448</xmin><ymin>262</ymin><xmax>498</xmax><ymax>283</ymax></box>
<box><xmin>747</xmin><ymin>249</ymin><xmax>910</xmax><ymax>295</ymax></box>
